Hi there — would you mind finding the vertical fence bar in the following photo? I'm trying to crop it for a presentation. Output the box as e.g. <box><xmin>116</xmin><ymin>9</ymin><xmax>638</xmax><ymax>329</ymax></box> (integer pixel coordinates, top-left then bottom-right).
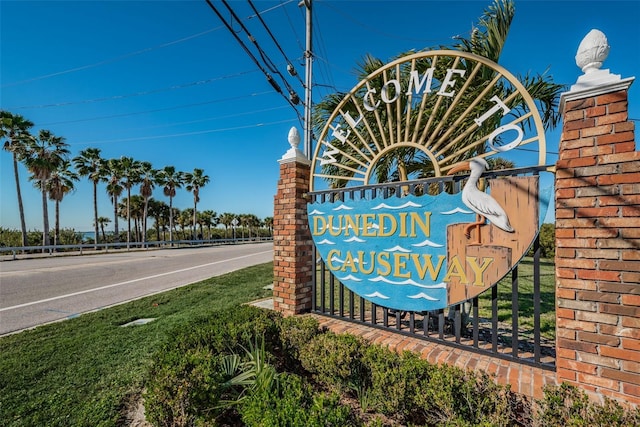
<box><xmin>329</xmin><ymin>274</ymin><xmax>335</xmax><ymax>315</ymax></box>
<box><xmin>438</xmin><ymin>310</ymin><xmax>445</xmax><ymax>339</ymax></box>
<box><xmin>533</xmin><ymin>234</ymin><xmax>542</xmax><ymax>363</ymax></box>
<box><xmin>396</xmin><ymin>311</ymin><xmax>402</xmax><ymax>331</ymax></box>
<box><xmin>473</xmin><ymin>297</ymin><xmax>479</xmax><ymax>348</ymax></box>
<box><xmin>492</xmin><ymin>285</ymin><xmax>498</xmax><ymax>352</ymax></box>
<box><xmin>409</xmin><ymin>312</ymin><xmax>415</xmax><ymax>333</ymax></box>
<box><xmin>511</xmin><ymin>266</ymin><xmax>519</xmax><ymax>358</ymax></box>
<box><xmin>383</xmin><ymin>308</ymin><xmax>389</xmax><ymax>327</ymax></box>
<box><xmin>360</xmin><ymin>296</ymin><xmax>365</xmax><ymax>322</ymax></box>
<box><xmin>338</xmin><ymin>281</ymin><xmax>344</xmax><ymax>317</ymax></box>
<box><xmin>349</xmin><ymin>290</ymin><xmax>355</xmax><ymax>320</ymax></box>
<box><xmin>372</xmin><ymin>303</ymin><xmax>378</xmax><ymax>325</ymax></box>
<box><xmin>311</xmin><ymin>248</ymin><xmax>317</xmax><ymax>311</ymax></box>
<box><xmin>454</xmin><ymin>304</ymin><xmax>462</xmax><ymax>343</ymax></box>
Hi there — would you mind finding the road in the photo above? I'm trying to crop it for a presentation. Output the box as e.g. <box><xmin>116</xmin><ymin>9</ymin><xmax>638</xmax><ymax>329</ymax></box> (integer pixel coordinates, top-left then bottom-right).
<box><xmin>0</xmin><ymin>242</ymin><xmax>273</xmax><ymax>335</ymax></box>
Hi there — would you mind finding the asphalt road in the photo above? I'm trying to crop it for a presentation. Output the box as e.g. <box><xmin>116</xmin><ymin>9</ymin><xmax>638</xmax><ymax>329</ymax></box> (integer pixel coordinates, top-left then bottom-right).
<box><xmin>0</xmin><ymin>242</ymin><xmax>273</xmax><ymax>335</ymax></box>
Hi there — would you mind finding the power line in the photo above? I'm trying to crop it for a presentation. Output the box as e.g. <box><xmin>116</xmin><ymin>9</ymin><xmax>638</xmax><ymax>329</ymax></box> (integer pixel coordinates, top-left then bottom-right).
<box><xmin>214</xmin><ymin>0</ymin><xmax>302</xmax><ymax>112</ymax></box>
<box><xmin>1</xmin><ymin>27</ymin><xmax>221</xmax><ymax>88</ymax></box>
<box><xmin>204</xmin><ymin>0</ymin><xmax>302</xmax><ymax>124</ymax></box>
<box><xmin>74</xmin><ymin>118</ymin><xmax>298</xmax><ymax>146</ymax></box>
<box><xmin>40</xmin><ymin>91</ymin><xmax>273</xmax><ymax>126</ymax></box>
<box><xmin>6</xmin><ymin>69</ymin><xmax>260</xmax><ymax>110</ymax></box>
<box><xmin>246</xmin><ymin>0</ymin><xmax>304</xmax><ymax>86</ymax></box>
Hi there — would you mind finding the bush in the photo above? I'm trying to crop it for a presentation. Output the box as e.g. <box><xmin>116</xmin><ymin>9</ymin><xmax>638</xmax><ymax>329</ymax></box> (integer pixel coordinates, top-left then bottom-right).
<box><xmin>145</xmin><ymin>306</ymin><xmax>640</xmax><ymax>427</ymax></box>
<box><xmin>240</xmin><ymin>372</ymin><xmax>354</xmax><ymax>427</ymax></box>
<box><xmin>144</xmin><ymin>306</ymin><xmax>283</xmax><ymax>426</ymax></box>
<box><xmin>298</xmin><ymin>332</ymin><xmax>370</xmax><ymax>392</ymax></box>
<box><xmin>536</xmin><ymin>383</ymin><xmax>640</xmax><ymax>427</ymax></box>
<box><xmin>363</xmin><ymin>346</ymin><xmax>431</xmax><ymax>418</ymax></box>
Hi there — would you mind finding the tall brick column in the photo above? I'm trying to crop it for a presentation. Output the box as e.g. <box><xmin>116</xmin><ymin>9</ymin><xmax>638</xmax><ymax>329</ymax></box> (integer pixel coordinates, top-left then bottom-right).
<box><xmin>555</xmin><ymin>30</ymin><xmax>639</xmax><ymax>405</ymax></box>
<box><xmin>272</xmin><ymin>127</ymin><xmax>313</xmax><ymax>315</ymax></box>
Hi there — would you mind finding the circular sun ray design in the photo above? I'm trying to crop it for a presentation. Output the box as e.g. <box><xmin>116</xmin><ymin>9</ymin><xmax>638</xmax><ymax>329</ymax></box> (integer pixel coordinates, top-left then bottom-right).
<box><xmin>310</xmin><ymin>50</ymin><xmax>546</xmax><ymax>191</ymax></box>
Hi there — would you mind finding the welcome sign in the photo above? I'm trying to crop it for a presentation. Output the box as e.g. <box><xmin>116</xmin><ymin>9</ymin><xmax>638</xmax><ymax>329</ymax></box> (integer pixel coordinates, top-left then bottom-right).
<box><xmin>309</xmin><ymin>51</ymin><xmax>550</xmax><ymax>311</ymax></box>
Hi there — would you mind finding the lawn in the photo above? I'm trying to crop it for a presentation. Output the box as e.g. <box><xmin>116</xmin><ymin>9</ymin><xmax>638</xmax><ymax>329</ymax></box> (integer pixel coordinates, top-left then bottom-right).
<box><xmin>0</xmin><ymin>262</ymin><xmax>274</xmax><ymax>427</ymax></box>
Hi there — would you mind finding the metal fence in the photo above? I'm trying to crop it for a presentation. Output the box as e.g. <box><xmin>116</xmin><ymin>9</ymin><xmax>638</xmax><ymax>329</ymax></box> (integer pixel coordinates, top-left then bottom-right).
<box><xmin>309</xmin><ymin>166</ymin><xmax>555</xmax><ymax>371</ymax></box>
<box><xmin>0</xmin><ymin>237</ymin><xmax>272</xmax><ymax>261</ymax></box>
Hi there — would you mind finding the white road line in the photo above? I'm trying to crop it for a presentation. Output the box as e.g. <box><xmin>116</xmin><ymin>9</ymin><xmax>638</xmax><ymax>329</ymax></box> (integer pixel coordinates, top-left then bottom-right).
<box><xmin>0</xmin><ymin>250</ymin><xmax>271</xmax><ymax>312</ymax></box>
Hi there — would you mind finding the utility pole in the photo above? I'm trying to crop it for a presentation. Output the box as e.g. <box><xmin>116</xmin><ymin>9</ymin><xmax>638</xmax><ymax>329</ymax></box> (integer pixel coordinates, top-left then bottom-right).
<box><xmin>302</xmin><ymin>0</ymin><xmax>313</xmax><ymax>159</ymax></box>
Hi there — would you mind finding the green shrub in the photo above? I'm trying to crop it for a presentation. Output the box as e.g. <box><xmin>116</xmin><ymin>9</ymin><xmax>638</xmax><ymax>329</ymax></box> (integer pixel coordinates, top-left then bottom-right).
<box><xmin>144</xmin><ymin>306</ymin><xmax>283</xmax><ymax>426</ymax></box>
<box><xmin>278</xmin><ymin>315</ymin><xmax>321</xmax><ymax>360</ymax></box>
<box><xmin>240</xmin><ymin>372</ymin><xmax>355</xmax><ymax>427</ymax></box>
<box><xmin>298</xmin><ymin>332</ymin><xmax>370</xmax><ymax>392</ymax></box>
<box><xmin>144</xmin><ymin>347</ymin><xmax>226</xmax><ymax>427</ymax></box>
<box><xmin>536</xmin><ymin>383</ymin><xmax>640</xmax><ymax>427</ymax></box>
<box><xmin>363</xmin><ymin>345</ymin><xmax>431</xmax><ymax>417</ymax></box>
<box><xmin>414</xmin><ymin>362</ymin><xmax>515</xmax><ymax>427</ymax></box>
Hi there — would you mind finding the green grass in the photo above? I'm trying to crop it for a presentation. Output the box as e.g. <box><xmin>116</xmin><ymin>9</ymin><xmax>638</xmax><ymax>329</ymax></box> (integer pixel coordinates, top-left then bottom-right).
<box><xmin>0</xmin><ymin>262</ymin><xmax>274</xmax><ymax>427</ymax></box>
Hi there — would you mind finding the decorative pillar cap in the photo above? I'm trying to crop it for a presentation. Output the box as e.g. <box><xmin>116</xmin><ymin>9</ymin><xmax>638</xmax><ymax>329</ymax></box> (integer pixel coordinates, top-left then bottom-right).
<box><xmin>560</xmin><ymin>29</ymin><xmax>635</xmax><ymax>115</ymax></box>
<box><xmin>279</xmin><ymin>126</ymin><xmax>311</xmax><ymax>165</ymax></box>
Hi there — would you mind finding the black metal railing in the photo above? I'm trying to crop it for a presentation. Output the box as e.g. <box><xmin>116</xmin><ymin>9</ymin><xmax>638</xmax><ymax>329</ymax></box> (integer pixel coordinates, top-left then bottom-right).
<box><xmin>309</xmin><ymin>166</ymin><xmax>555</xmax><ymax>370</ymax></box>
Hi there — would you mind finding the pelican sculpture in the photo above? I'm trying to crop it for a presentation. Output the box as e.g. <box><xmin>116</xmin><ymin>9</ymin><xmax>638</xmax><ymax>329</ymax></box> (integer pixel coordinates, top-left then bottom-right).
<box><xmin>448</xmin><ymin>158</ymin><xmax>514</xmax><ymax>245</ymax></box>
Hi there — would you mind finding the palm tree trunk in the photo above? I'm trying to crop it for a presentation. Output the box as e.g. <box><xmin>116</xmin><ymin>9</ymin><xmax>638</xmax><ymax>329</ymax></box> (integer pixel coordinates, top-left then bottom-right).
<box><xmin>192</xmin><ymin>201</ymin><xmax>197</xmax><ymax>240</ymax></box>
<box><xmin>41</xmin><ymin>186</ymin><xmax>50</xmax><ymax>252</ymax></box>
<box><xmin>168</xmin><ymin>197</ymin><xmax>174</xmax><ymax>244</ymax></box>
<box><xmin>92</xmin><ymin>180</ymin><xmax>99</xmax><ymax>248</ymax></box>
<box><xmin>54</xmin><ymin>200</ymin><xmax>60</xmax><ymax>247</ymax></box>
<box><xmin>12</xmin><ymin>155</ymin><xmax>28</xmax><ymax>247</ymax></box>
<box><xmin>126</xmin><ymin>187</ymin><xmax>131</xmax><ymax>248</ymax></box>
<box><xmin>142</xmin><ymin>198</ymin><xmax>148</xmax><ymax>245</ymax></box>
<box><xmin>100</xmin><ymin>223</ymin><xmax>106</xmax><ymax>242</ymax></box>
<box><xmin>113</xmin><ymin>195</ymin><xmax>120</xmax><ymax>243</ymax></box>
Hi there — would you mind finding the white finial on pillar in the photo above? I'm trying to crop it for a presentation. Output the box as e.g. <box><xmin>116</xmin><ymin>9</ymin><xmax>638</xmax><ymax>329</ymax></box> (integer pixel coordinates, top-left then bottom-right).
<box><xmin>575</xmin><ymin>29</ymin><xmax>610</xmax><ymax>74</ymax></box>
<box><xmin>569</xmin><ymin>29</ymin><xmax>624</xmax><ymax>92</ymax></box>
<box><xmin>559</xmin><ymin>29</ymin><xmax>634</xmax><ymax>115</ymax></box>
<box><xmin>279</xmin><ymin>126</ymin><xmax>311</xmax><ymax>165</ymax></box>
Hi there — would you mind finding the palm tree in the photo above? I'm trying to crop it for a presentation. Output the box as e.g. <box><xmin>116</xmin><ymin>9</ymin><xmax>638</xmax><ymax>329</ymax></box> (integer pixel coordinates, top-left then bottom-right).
<box><xmin>24</xmin><ymin>130</ymin><xmax>70</xmax><ymax>248</ymax></box>
<box><xmin>313</xmin><ymin>0</ymin><xmax>564</xmax><ymax>187</ymax></box>
<box><xmin>119</xmin><ymin>156</ymin><xmax>142</xmax><ymax>247</ymax></box>
<box><xmin>147</xmin><ymin>199</ymin><xmax>169</xmax><ymax>242</ymax></box>
<box><xmin>138</xmin><ymin>161</ymin><xmax>157</xmax><ymax>245</ymax></box>
<box><xmin>96</xmin><ymin>216</ymin><xmax>111</xmax><ymax>242</ymax></box>
<box><xmin>0</xmin><ymin>111</ymin><xmax>34</xmax><ymax>247</ymax></box>
<box><xmin>104</xmin><ymin>158</ymin><xmax>124</xmax><ymax>243</ymax></box>
<box><xmin>47</xmin><ymin>159</ymin><xmax>79</xmax><ymax>246</ymax></box>
<box><xmin>200</xmin><ymin>210</ymin><xmax>217</xmax><ymax>239</ymax></box>
<box><xmin>219</xmin><ymin>212</ymin><xmax>235</xmax><ymax>239</ymax></box>
<box><xmin>183</xmin><ymin>168</ymin><xmax>210</xmax><ymax>240</ymax></box>
<box><xmin>156</xmin><ymin>166</ymin><xmax>184</xmax><ymax>243</ymax></box>
<box><xmin>73</xmin><ymin>148</ymin><xmax>105</xmax><ymax>247</ymax></box>
<box><xmin>263</xmin><ymin>216</ymin><xmax>273</xmax><ymax>237</ymax></box>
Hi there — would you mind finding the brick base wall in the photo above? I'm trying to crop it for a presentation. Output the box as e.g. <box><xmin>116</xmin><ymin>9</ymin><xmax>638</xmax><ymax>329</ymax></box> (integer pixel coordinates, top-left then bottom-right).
<box><xmin>556</xmin><ymin>88</ymin><xmax>640</xmax><ymax>405</ymax></box>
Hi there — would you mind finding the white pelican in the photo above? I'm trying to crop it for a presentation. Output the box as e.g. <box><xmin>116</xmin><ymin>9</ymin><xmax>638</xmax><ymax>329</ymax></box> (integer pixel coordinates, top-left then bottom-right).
<box><xmin>447</xmin><ymin>158</ymin><xmax>514</xmax><ymax>245</ymax></box>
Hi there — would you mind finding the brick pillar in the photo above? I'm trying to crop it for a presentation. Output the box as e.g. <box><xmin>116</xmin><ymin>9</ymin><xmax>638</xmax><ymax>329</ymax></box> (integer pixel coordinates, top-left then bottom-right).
<box><xmin>272</xmin><ymin>128</ymin><xmax>313</xmax><ymax>315</ymax></box>
<box><xmin>556</xmin><ymin>33</ymin><xmax>639</xmax><ymax>405</ymax></box>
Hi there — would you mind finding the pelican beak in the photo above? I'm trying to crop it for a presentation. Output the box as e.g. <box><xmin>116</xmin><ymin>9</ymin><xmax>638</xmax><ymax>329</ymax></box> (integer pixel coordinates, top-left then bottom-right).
<box><xmin>447</xmin><ymin>161</ymin><xmax>471</xmax><ymax>176</ymax></box>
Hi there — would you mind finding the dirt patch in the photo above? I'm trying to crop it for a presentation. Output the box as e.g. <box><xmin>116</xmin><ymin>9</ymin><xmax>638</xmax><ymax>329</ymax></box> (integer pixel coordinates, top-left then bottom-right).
<box><xmin>118</xmin><ymin>392</ymin><xmax>152</xmax><ymax>427</ymax></box>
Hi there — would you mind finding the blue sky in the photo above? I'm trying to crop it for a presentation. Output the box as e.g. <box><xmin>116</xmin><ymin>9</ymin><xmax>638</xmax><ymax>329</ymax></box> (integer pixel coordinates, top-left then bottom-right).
<box><xmin>1</xmin><ymin>0</ymin><xmax>639</xmax><ymax>231</ymax></box>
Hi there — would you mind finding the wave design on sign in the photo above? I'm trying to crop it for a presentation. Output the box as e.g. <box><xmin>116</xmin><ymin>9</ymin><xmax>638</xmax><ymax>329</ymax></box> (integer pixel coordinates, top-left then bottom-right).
<box><xmin>372</xmin><ymin>201</ymin><xmax>422</xmax><ymax>210</ymax></box>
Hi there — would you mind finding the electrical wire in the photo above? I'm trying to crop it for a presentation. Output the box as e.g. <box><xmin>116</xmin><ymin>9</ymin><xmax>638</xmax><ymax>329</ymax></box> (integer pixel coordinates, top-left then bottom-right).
<box><xmin>218</xmin><ymin>0</ymin><xmax>301</xmax><ymax>107</ymax></box>
<box><xmin>1</xmin><ymin>27</ymin><xmax>222</xmax><ymax>88</ymax></box>
<box><xmin>6</xmin><ymin>69</ymin><xmax>260</xmax><ymax>110</ymax></box>
<box><xmin>246</xmin><ymin>0</ymin><xmax>304</xmax><ymax>86</ymax></box>
<box><xmin>74</xmin><ymin>118</ymin><xmax>298</xmax><ymax>146</ymax></box>
<box><xmin>204</xmin><ymin>0</ymin><xmax>302</xmax><ymax>123</ymax></box>
<box><xmin>40</xmin><ymin>91</ymin><xmax>273</xmax><ymax>126</ymax></box>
